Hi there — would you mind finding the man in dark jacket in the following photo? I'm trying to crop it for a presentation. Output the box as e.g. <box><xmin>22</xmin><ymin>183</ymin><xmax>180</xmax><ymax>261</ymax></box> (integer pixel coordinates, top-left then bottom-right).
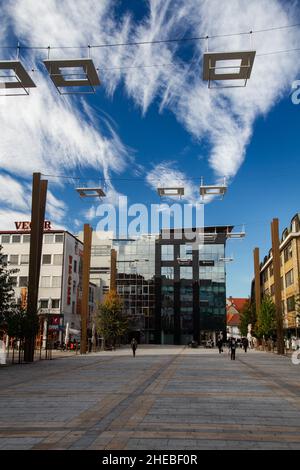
<box><xmin>229</xmin><ymin>337</ymin><xmax>237</xmax><ymax>360</ymax></box>
<box><xmin>131</xmin><ymin>338</ymin><xmax>138</xmax><ymax>357</ymax></box>
<box><xmin>242</xmin><ymin>337</ymin><xmax>249</xmax><ymax>353</ymax></box>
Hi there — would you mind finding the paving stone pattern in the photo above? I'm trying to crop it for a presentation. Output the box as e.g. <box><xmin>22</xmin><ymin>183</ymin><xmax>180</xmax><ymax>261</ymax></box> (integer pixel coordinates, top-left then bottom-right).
<box><xmin>0</xmin><ymin>346</ymin><xmax>299</xmax><ymax>450</ymax></box>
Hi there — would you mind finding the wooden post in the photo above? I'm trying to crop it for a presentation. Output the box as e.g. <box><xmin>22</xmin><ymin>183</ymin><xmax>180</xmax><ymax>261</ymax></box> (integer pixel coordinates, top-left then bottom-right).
<box><xmin>110</xmin><ymin>249</ymin><xmax>117</xmax><ymax>291</ymax></box>
<box><xmin>24</xmin><ymin>173</ymin><xmax>47</xmax><ymax>363</ymax></box>
<box><xmin>253</xmin><ymin>248</ymin><xmax>261</xmax><ymax>316</ymax></box>
<box><xmin>271</xmin><ymin>219</ymin><xmax>284</xmax><ymax>354</ymax></box>
<box><xmin>81</xmin><ymin>224</ymin><xmax>92</xmax><ymax>354</ymax></box>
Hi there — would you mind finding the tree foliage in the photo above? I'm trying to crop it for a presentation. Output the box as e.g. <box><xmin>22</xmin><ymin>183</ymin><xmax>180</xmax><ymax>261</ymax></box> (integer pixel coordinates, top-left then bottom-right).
<box><xmin>0</xmin><ymin>245</ymin><xmax>19</xmax><ymax>331</ymax></box>
<box><xmin>240</xmin><ymin>299</ymin><xmax>256</xmax><ymax>337</ymax></box>
<box><xmin>255</xmin><ymin>295</ymin><xmax>276</xmax><ymax>339</ymax></box>
<box><xmin>96</xmin><ymin>290</ymin><xmax>128</xmax><ymax>346</ymax></box>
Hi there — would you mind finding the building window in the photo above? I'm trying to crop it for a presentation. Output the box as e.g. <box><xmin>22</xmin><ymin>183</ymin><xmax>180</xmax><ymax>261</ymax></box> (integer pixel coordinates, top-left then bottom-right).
<box><xmin>55</xmin><ymin>234</ymin><xmax>64</xmax><ymax>243</ymax></box>
<box><xmin>51</xmin><ymin>299</ymin><xmax>60</xmax><ymax>309</ymax></box>
<box><xmin>19</xmin><ymin>276</ymin><xmax>28</xmax><ymax>287</ymax></box>
<box><xmin>40</xmin><ymin>276</ymin><xmax>51</xmax><ymax>288</ymax></box>
<box><xmin>161</xmin><ymin>266</ymin><xmax>174</xmax><ymax>280</ymax></box>
<box><xmin>270</xmin><ymin>284</ymin><xmax>275</xmax><ymax>296</ymax></box>
<box><xmin>52</xmin><ymin>276</ymin><xmax>61</xmax><ymax>288</ymax></box>
<box><xmin>287</xmin><ymin>296</ymin><xmax>295</xmax><ymax>312</ymax></box>
<box><xmin>53</xmin><ymin>254</ymin><xmax>63</xmax><ymax>265</ymax></box>
<box><xmin>20</xmin><ymin>254</ymin><xmax>29</xmax><ymax>265</ymax></box>
<box><xmin>12</xmin><ymin>235</ymin><xmax>21</xmax><ymax>243</ymax></box>
<box><xmin>42</xmin><ymin>254</ymin><xmax>52</xmax><ymax>264</ymax></box>
<box><xmin>23</xmin><ymin>234</ymin><xmax>30</xmax><ymax>243</ymax></box>
<box><xmin>180</xmin><ymin>244</ymin><xmax>193</xmax><ymax>260</ymax></box>
<box><xmin>161</xmin><ymin>245</ymin><xmax>174</xmax><ymax>261</ymax></box>
<box><xmin>10</xmin><ymin>276</ymin><xmax>18</xmax><ymax>287</ymax></box>
<box><xmin>40</xmin><ymin>299</ymin><xmax>49</xmax><ymax>309</ymax></box>
<box><xmin>90</xmin><ymin>267</ymin><xmax>110</xmax><ymax>274</ymax></box>
<box><xmin>102</xmin><ymin>286</ymin><xmax>109</xmax><ymax>294</ymax></box>
<box><xmin>180</xmin><ymin>266</ymin><xmax>193</xmax><ymax>280</ymax></box>
<box><xmin>72</xmin><ymin>301</ymin><xmax>76</xmax><ymax>314</ymax></box>
<box><xmin>73</xmin><ymin>280</ymin><xmax>76</xmax><ymax>293</ymax></box>
<box><xmin>74</xmin><ymin>260</ymin><xmax>77</xmax><ymax>273</ymax></box>
<box><xmin>262</xmin><ymin>269</ymin><xmax>269</xmax><ymax>283</ymax></box>
<box><xmin>180</xmin><ymin>285</ymin><xmax>193</xmax><ymax>302</ymax></box>
<box><xmin>44</xmin><ymin>234</ymin><xmax>54</xmax><ymax>244</ymax></box>
<box><xmin>91</xmin><ymin>245</ymin><xmax>111</xmax><ymax>256</ymax></box>
<box><xmin>284</xmin><ymin>243</ymin><xmax>293</xmax><ymax>263</ymax></box>
<box><xmin>285</xmin><ymin>269</ymin><xmax>294</xmax><ymax>288</ymax></box>
<box><xmin>1</xmin><ymin>235</ymin><xmax>10</xmax><ymax>244</ymax></box>
<box><xmin>10</xmin><ymin>255</ymin><xmax>19</xmax><ymax>265</ymax></box>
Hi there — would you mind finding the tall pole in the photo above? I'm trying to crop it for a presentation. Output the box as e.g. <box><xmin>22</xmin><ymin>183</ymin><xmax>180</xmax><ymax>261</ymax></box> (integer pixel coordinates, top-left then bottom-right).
<box><xmin>271</xmin><ymin>218</ymin><xmax>284</xmax><ymax>355</ymax></box>
<box><xmin>253</xmin><ymin>247</ymin><xmax>261</xmax><ymax>317</ymax></box>
<box><xmin>24</xmin><ymin>173</ymin><xmax>47</xmax><ymax>362</ymax></box>
<box><xmin>81</xmin><ymin>224</ymin><xmax>92</xmax><ymax>354</ymax></box>
<box><xmin>110</xmin><ymin>249</ymin><xmax>117</xmax><ymax>291</ymax></box>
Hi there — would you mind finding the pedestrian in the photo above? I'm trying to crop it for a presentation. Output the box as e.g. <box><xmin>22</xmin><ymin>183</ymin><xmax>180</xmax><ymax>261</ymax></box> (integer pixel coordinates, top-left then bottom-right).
<box><xmin>217</xmin><ymin>337</ymin><xmax>223</xmax><ymax>354</ymax></box>
<box><xmin>131</xmin><ymin>338</ymin><xmax>138</xmax><ymax>357</ymax></box>
<box><xmin>242</xmin><ymin>337</ymin><xmax>249</xmax><ymax>353</ymax></box>
<box><xmin>229</xmin><ymin>337</ymin><xmax>237</xmax><ymax>360</ymax></box>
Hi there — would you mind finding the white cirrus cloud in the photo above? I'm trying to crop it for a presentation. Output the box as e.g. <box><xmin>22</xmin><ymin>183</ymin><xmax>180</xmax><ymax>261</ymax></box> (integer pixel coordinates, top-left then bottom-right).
<box><xmin>0</xmin><ymin>0</ymin><xmax>299</xmax><ymax>206</ymax></box>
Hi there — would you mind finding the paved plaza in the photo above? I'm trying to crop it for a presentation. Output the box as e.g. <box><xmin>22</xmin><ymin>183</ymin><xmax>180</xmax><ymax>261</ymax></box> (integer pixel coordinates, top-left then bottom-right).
<box><xmin>0</xmin><ymin>346</ymin><xmax>300</xmax><ymax>450</ymax></box>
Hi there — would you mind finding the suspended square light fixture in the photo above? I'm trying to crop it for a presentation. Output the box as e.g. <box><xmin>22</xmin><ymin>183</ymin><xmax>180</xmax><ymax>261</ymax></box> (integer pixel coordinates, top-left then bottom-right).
<box><xmin>203</xmin><ymin>51</ymin><xmax>256</xmax><ymax>88</ymax></box>
<box><xmin>157</xmin><ymin>187</ymin><xmax>184</xmax><ymax>197</ymax></box>
<box><xmin>0</xmin><ymin>60</ymin><xmax>36</xmax><ymax>96</ymax></box>
<box><xmin>76</xmin><ymin>187</ymin><xmax>106</xmax><ymax>198</ymax></box>
<box><xmin>200</xmin><ymin>178</ymin><xmax>227</xmax><ymax>200</ymax></box>
<box><xmin>43</xmin><ymin>58</ymin><xmax>100</xmax><ymax>94</ymax></box>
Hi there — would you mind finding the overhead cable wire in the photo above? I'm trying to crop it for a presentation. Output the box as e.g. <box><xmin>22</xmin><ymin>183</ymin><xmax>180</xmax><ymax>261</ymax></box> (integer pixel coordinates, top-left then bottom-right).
<box><xmin>0</xmin><ymin>22</ymin><xmax>299</xmax><ymax>50</ymax></box>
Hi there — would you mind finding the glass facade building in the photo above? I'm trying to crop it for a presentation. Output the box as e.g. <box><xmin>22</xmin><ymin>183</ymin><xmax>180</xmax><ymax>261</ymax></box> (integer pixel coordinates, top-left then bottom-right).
<box><xmin>114</xmin><ymin>235</ymin><xmax>156</xmax><ymax>344</ymax></box>
<box><xmin>113</xmin><ymin>227</ymin><xmax>231</xmax><ymax>345</ymax></box>
<box><xmin>156</xmin><ymin>228</ymin><xmax>230</xmax><ymax>345</ymax></box>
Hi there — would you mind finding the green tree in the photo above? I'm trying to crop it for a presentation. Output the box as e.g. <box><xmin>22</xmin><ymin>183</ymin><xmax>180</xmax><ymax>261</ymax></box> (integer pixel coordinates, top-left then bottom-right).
<box><xmin>255</xmin><ymin>295</ymin><xmax>276</xmax><ymax>339</ymax></box>
<box><xmin>0</xmin><ymin>245</ymin><xmax>18</xmax><ymax>331</ymax></box>
<box><xmin>96</xmin><ymin>290</ymin><xmax>128</xmax><ymax>348</ymax></box>
<box><xmin>240</xmin><ymin>300</ymin><xmax>256</xmax><ymax>337</ymax></box>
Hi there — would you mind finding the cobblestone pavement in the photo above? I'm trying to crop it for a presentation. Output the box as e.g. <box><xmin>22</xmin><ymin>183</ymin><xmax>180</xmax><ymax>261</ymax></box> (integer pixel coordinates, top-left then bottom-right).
<box><xmin>0</xmin><ymin>346</ymin><xmax>300</xmax><ymax>450</ymax></box>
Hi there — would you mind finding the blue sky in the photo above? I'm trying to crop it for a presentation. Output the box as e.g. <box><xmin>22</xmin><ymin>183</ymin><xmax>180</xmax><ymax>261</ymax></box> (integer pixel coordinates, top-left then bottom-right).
<box><xmin>0</xmin><ymin>0</ymin><xmax>300</xmax><ymax>297</ymax></box>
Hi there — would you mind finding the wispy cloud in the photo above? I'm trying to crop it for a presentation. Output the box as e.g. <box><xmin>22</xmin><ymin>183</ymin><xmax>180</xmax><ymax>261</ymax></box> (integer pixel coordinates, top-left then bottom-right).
<box><xmin>147</xmin><ymin>161</ymin><xmax>198</xmax><ymax>202</ymax></box>
<box><xmin>0</xmin><ymin>0</ymin><xmax>299</xmax><ymax>210</ymax></box>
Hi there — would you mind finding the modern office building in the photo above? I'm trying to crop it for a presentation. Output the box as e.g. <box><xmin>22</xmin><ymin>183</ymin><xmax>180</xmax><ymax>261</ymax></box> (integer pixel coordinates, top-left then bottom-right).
<box><xmin>114</xmin><ymin>235</ymin><xmax>156</xmax><ymax>344</ymax></box>
<box><xmin>156</xmin><ymin>227</ymin><xmax>232</xmax><ymax>345</ymax></box>
<box><xmin>113</xmin><ymin>227</ymin><xmax>233</xmax><ymax>345</ymax></box>
<box><xmin>0</xmin><ymin>228</ymin><xmax>100</xmax><ymax>344</ymax></box>
<box><xmin>256</xmin><ymin>213</ymin><xmax>300</xmax><ymax>333</ymax></box>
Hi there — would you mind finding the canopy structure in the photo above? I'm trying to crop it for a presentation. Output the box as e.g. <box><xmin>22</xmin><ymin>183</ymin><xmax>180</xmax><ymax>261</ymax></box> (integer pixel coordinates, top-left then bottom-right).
<box><xmin>157</xmin><ymin>187</ymin><xmax>185</xmax><ymax>197</ymax></box>
<box><xmin>76</xmin><ymin>187</ymin><xmax>106</xmax><ymax>198</ymax></box>
<box><xmin>43</xmin><ymin>58</ymin><xmax>100</xmax><ymax>94</ymax></box>
<box><xmin>0</xmin><ymin>60</ymin><xmax>36</xmax><ymax>96</ymax></box>
<box><xmin>203</xmin><ymin>50</ymin><xmax>256</xmax><ymax>88</ymax></box>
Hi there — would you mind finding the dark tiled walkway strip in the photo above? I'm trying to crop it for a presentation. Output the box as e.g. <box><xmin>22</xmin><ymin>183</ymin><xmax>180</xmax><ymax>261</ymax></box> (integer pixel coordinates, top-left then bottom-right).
<box><xmin>0</xmin><ymin>346</ymin><xmax>299</xmax><ymax>450</ymax></box>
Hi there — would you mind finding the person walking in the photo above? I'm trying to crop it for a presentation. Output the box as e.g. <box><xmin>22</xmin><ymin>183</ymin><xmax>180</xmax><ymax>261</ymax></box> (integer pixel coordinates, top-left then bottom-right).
<box><xmin>229</xmin><ymin>337</ymin><xmax>237</xmax><ymax>360</ymax></box>
<box><xmin>131</xmin><ymin>338</ymin><xmax>138</xmax><ymax>357</ymax></box>
<box><xmin>242</xmin><ymin>337</ymin><xmax>249</xmax><ymax>353</ymax></box>
<box><xmin>217</xmin><ymin>337</ymin><xmax>223</xmax><ymax>354</ymax></box>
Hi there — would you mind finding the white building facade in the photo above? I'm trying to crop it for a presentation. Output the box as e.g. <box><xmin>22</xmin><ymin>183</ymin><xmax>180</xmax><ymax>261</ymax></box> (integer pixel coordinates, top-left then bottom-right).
<box><xmin>0</xmin><ymin>228</ymin><xmax>100</xmax><ymax>345</ymax></box>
